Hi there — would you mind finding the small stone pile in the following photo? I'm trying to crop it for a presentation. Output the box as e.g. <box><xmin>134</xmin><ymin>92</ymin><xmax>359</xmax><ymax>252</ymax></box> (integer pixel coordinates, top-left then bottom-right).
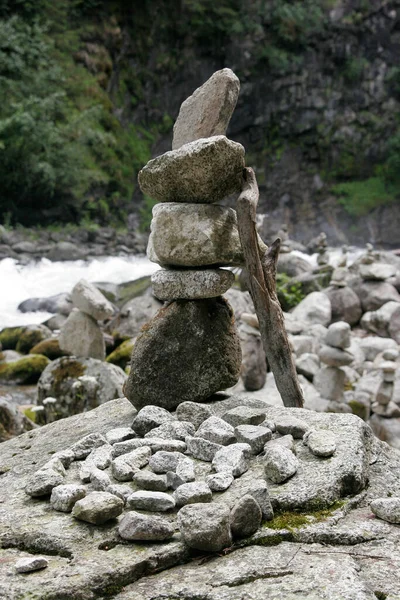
<box><xmin>24</xmin><ymin>402</ymin><xmax>344</xmax><ymax>552</ymax></box>
<box><xmin>59</xmin><ymin>279</ymin><xmax>113</xmax><ymax>360</ymax></box>
<box><xmin>371</xmin><ymin>359</ymin><xmax>400</xmax><ymax>418</ymax></box>
<box><xmin>314</xmin><ymin>321</ymin><xmax>353</xmax><ymax>408</ymax></box>
<box><xmin>124</xmin><ymin>69</ymin><xmax>245</xmax><ymax>411</ymax></box>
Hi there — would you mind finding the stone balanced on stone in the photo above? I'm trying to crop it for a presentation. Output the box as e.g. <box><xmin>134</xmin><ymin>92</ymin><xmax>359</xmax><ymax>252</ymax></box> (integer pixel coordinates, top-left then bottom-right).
<box><xmin>314</xmin><ymin>321</ymin><xmax>354</xmax><ymax>407</ymax></box>
<box><xmin>59</xmin><ymin>279</ymin><xmax>114</xmax><ymax>360</ymax></box>
<box><xmin>371</xmin><ymin>360</ymin><xmax>400</xmax><ymax>418</ymax></box>
<box><xmin>124</xmin><ymin>69</ymin><xmax>244</xmax><ymax>411</ymax></box>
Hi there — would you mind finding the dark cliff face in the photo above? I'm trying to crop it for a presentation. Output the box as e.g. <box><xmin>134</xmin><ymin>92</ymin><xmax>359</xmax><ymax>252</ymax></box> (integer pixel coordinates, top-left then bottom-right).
<box><xmin>107</xmin><ymin>0</ymin><xmax>400</xmax><ymax>246</ymax></box>
<box><xmin>2</xmin><ymin>0</ymin><xmax>400</xmax><ymax>244</ymax></box>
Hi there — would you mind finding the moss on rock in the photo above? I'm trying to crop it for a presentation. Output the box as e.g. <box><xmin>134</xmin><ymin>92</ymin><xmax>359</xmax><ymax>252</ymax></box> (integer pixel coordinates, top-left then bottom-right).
<box><xmin>30</xmin><ymin>338</ymin><xmax>66</xmax><ymax>360</ymax></box>
<box><xmin>0</xmin><ymin>327</ymin><xmax>25</xmax><ymax>350</ymax></box>
<box><xmin>106</xmin><ymin>339</ymin><xmax>134</xmax><ymax>369</ymax></box>
<box><xmin>0</xmin><ymin>354</ymin><xmax>50</xmax><ymax>384</ymax></box>
<box><xmin>16</xmin><ymin>325</ymin><xmax>51</xmax><ymax>354</ymax></box>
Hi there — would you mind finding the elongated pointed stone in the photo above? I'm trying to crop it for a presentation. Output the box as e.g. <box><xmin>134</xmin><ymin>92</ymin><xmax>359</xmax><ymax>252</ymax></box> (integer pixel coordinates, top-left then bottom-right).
<box><xmin>172</xmin><ymin>68</ymin><xmax>240</xmax><ymax>150</ymax></box>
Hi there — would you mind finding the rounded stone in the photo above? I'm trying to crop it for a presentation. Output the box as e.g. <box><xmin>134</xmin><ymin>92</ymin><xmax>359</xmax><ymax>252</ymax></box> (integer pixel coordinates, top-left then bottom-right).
<box><xmin>264</xmin><ymin>446</ymin><xmax>299</xmax><ymax>484</ymax></box>
<box><xmin>370</xmin><ymin>497</ymin><xmax>400</xmax><ymax>524</ymax></box>
<box><xmin>119</xmin><ymin>511</ymin><xmax>175</xmax><ymax>541</ymax></box>
<box><xmin>151</xmin><ymin>268</ymin><xmax>234</xmax><ymax>300</ymax></box>
<box><xmin>177</xmin><ymin>503</ymin><xmax>232</xmax><ymax>552</ymax></box>
<box><xmin>72</xmin><ymin>492</ymin><xmax>124</xmax><ymax>524</ymax></box>
<box><xmin>230</xmin><ymin>494</ymin><xmax>262</xmax><ymax>538</ymax></box>
<box><xmin>304</xmin><ymin>429</ymin><xmax>336</xmax><ymax>458</ymax></box>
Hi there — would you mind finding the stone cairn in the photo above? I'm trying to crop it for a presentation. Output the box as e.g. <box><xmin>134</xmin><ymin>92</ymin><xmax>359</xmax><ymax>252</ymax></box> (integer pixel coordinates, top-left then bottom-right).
<box><xmin>314</xmin><ymin>321</ymin><xmax>354</xmax><ymax>409</ymax></box>
<box><xmin>371</xmin><ymin>357</ymin><xmax>400</xmax><ymax>418</ymax></box>
<box><xmin>124</xmin><ymin>69</ymin><xmax>245</xmax><ymax>411</ymax></box>
<box><xmin>59</xmin><ymin>279</ymin><xmax>114</xmax><ymax>361</ymax></box>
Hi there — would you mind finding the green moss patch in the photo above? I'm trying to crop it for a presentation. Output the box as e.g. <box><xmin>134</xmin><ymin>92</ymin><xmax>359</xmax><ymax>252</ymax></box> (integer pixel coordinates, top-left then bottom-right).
<box><xmin>30</xmin><ymin>338</ymin><xmax>65</xmax><ymax>360</ymax></box>
<box><xmin>0</xmin><ymin>354</ymin><xmax>50</xmax><ymax>384</ymax></box>
<box><xmin>106</xmin><ymin>339</ymin><xmax>134</xmax><ymax>369</ymax></box>
<box><xmin>0</xmin><ymin>327</ymin><xmax>25</xmax><ymax>350</ymax></box>
<box><xmin>264</xmin><ymin>501</ymin><xmax>345</xmax><ymax>532</ymax></box>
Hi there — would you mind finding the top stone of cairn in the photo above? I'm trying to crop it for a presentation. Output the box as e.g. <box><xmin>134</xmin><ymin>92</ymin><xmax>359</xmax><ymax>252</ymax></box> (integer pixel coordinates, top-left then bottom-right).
<box><xmin>172</xmin><ymin>68</ymin><xmax>240</xmax><ymax>150</ymax></box>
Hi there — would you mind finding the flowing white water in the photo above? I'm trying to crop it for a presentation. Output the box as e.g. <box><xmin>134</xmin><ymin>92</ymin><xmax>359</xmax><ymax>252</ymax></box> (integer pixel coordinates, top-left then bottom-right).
<box><xmin>0</xmin><ymin>256</ymin><xmax>160</xmax><ymax>328</ymax></box>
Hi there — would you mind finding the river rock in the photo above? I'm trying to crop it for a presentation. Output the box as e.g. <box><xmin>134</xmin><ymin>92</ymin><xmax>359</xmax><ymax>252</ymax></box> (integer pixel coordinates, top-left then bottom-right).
<box><xmin>370</xmin><ymin>497</ymin><xmax>400</xmax><ymax>524</ymax></box>
<box><xmin>319</xmin><ymin>345</ymin><xmax>353</xmax><ymax>367</ymax></box>
<box><xmin>175</xmin><ymin>401</ymin><xmax>212</xmax><ymax>429</ymax></box>
<box><xmin>314</xmin><ymin>366</ymin><xmax>346</xmax><ymax>401</ymax></box>
<box><xmin>50</xmin><ymin>484</ymin><xmax>86</xmax><ymax>512</ymax></box>
<box><xmin>323</xmin><ymin>286</ymin><xmax>362</xmax><ymax>326</ymax></box>
<box><xmin>124</xmin><ymin>298</ymin><xmax>241</xmax><ymax>410</ymax></box>
<box><xmin>37</xmin><ymin>357</ymin><xmax>126</xmax><ymax>419</ymax></box>
<box><xmin>72</xmin><ymin>491</ymin><xmax>124</xmax><ymax>524</ymax></box>
<box><xmin>361</xmin><ymin>301</ymin><xmax>400</xmax><ymax>343</ymax></box>
<box><xmin>118</xmin><ymin>511</ymin><xmax>175</xmax><ymax>541</ymax></box>
<box><xmin>212</xmin><ymin>443</ymin><xmax>251</xmax><ymax>477</ymax></box>
<box><xmin>147</xmin><ymin>203</ymin><xmax>243</xmax><ymax>267</ymax></box>
<box><xmin>71</xmin><ymin>279</ymin><xmax>114</xmax><ymax>321</ymax></box>
<box><xmin>59</xmin><ymin>309</ymin><xmax>105</xmax><ymax>360</ymax></box>
<box><xmin>325</xmin><ymin>321</ymin><xmax>351</xmax><ymax>349</ymax></box>
<box><xmin>291</xmin><ymin>292</ymin><xmax>331</xmax><ymax>326</ymax></box>
<box><xmin>176</xmin><ymin>457</ymin><xmax>195</xmax><ymax>482</ymax></box>
<box><xmin>195</xmin><ymin>416</ymin><xmax>236</xmax><ymax>446</ymax></box>
<box><xmin>230</xmin><ymin>494</ymin><xmax>262</xmax><ymax>538</ymax></box>
<box><xmin>173</xmin><ymin>482</ymin><xmax>212</xmax><ymax>507</ymax></box>
<box><xmin>151</xmin><ymin>268</ymin><xmax>234</xmax><ymax>300</ymax></box>
<box><xmin>149</xmin><ymin>451</ymin><xmax>184</xmax><ymax>474</ymax></box>
<box><xmin>177</xmin><ymin>503</ymin><xmax>232</xmax><ymax>552</ymax></box>
<box><xmin>264</xmin><ymin>445</ymin><xmax>299</xmax><ymax>484</ymax></box>
<box><xmin>15</xmin><ymin>557</ymin><xmax>48</xmax><ymax>574</ymax></box>
<box><xmin>132</xmin><ymin>406</ymin><xmax>175</xmax><ymax>437</ymax></box>
<box><xmin>304</xmin><ymin>429</ymin><xmax>336</xmax><ymax>458</ymax></box>
<box><xmin>172</xmin><ymin>68</ymin><xmax>240</xmax><ymax>149</ymax></box>
<box><xmin>127</xmin><ymin>491</ymin><xmax>175</xmax><ymax>512</ymax></box>
<box><xmin>139</xmin><ymin>136</ymin><xmax>244</xmax><ymax>203</ymax></box>
<box><xmin>360</xmin><ymin>263</ymin><xmax>397</xmax><ymax>281</ymax></box>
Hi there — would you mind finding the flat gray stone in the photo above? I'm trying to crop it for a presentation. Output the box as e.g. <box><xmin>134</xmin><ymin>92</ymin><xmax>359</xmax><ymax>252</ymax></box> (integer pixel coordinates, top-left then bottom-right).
<box><xmin>196</xmin><ymin>416</ymin><xmax>236</xmax><ymax>446</ymax></box>
<box><xmin>111</xmin><ymin>446</ymin><xmax>151</xmax><ymax>481</ymax></box>
<box><xmin>149</xmin><ymin>451</ymin><xmax>185</xmax><ymax>474</ymax></box>
<box><xmin>90</xmin><ymin>467</ymin><xmax>112</xmax><ymax>491</ymax></box>
<box><xmin>152</xmin><ymin>268</ymin><xmax>234</xmax><ymax>300</ymax></box>
<box><xmin>25</xmin><ymin>467</ymin><xmax>65</xmax><ymax>498</ymax></box>
<box><xmin>173</xmin><ymin>482</ymin><xmax>212</xmax><ymax>507</ymax></box>
<box><xmin>176</xmin><ymin>457</ymin><xmax>195</xmax><ymax>483</ymax></box>
<box><xmin>106</xmin><ymin>484</ymin><xmax>134</xmax><ymax>503</ymax></box>
<box><xmin>72</xmin><ymin>492</ymin><xmax>124</xmax><ymax>524</ymax></box>
<box><xmin>59</xmin><ymin>309</ymin><xmax>105</xmax><ymax>360</ymax></box>
<box><xmin>177</xmin><ymin>503</ymin><xmax>232</xmax><ymax>552</ymax></box>
<box><xmin>132</xmin><ymin>406</ymin><xmax>175</xmax><ymax>437</ymax></box>
<box><xmin>118</xmin><ymin>511</ymin><xmax>175</xmax><ymax>541</ymax></box>
<box><xmin>230</xmin><ymin>494</ymin><xmax>262</xmax><ymax>538</ymax></box>
<box><xmin>370</xmin><ymin>497</ymin><xmax>400</xmax><ymax>524</ymax></box>
<box><xmin>105</xmin><ymin>427</ymin><xmax>136</xmax><ymax>445</ymax></box>
<box><xmin>50</xmin><ymin>485</ymin><xmax>86</xmax><ymax>512</ymax></box>
<box><xmin>264</xmin><ymin>446</ymin><xmax>299</xmax><ymax>484</ymax></box>
<box><xmin>139</xmin><ymin>136</ymin><xmax>245</xmax><ymax>204</ymax></box>
<box><xmin>319</xmin><ymin>345</ymin><xmax>353</xmax><ymax>367</ymax></box>
<box><xmin>314</xmin><ymin>366</ymin><xmax>346</xmax><ymax>401</ymax></box>
<box><xmin>185</xmin><ymin>436</ymin><xmax>222</xmax><ymax>462</ymax></box>
<box><xmin>304</xmin><ymin>430</ymin><xmax>336</xmax><ymax>458</ymax></box>
<box><xmin>206</xmin><ymin>472</ymin><xmax>234</xmax><ymax>492</ymax></box>
<box><xmin>175</xmin><ymin>401</ymin><xmax>212</xmax><ymax>429</ymax></box>
<box><xmin>70</xmin><ymin>433</ymin><xmax>108</xmax><ymax>460</ymax></box>
<box><xmin>147</xmin><ymin>203</ymin><xmax>243</xmax><ymax>268</ymax></box>
<box><xmin>222</xmin><ymin>405</ymin><xmax>266</xmax><ymax>427</ymax></box>
<box><xmin>15</xmin><ymin>556</ymin><xmax>48</xmax><ymax>573</ymax></box>
<box><xmin>133</xmin><ymin>471</ymin><xmax>168</xmax><ymax>492</ymax></box>
<box><xmin>145</xmin><ymin>421</ymin><xmax>195</xmax><ymax>442</ymax></box>
<box><xmin>172</xmin><ymin>68</ymin><xmax>240</xmax><ymax>150</ymax></box>
<box><xmin>235</xmin><ymin>424</ymin><xmax>272</xmax><ymax>454</ymax></box>
<box><xmin>275</xmin><ymin>416</ymin><xmax>310</xmax><ymax>439</ymax></box>
<box><xmin>126</xmin><ymin>491</ymin><xmax>175</xmax><ymax>512</ymax></box>
<box><xmin>212</xmin><ymin>443</ymin><xmax>251</xmax><ymax>477</ymax></box>
<box><xmin>112</xmin><ymin>438</ymin><xmax>186</xmax><ymax>457</ymax></box>
<box><xmin>265</xmin><ymin>434</ymin><xmax>295</xmax><ymax>454</ymax></box>
<box><xmin>71</xmin><ymin>279</ymin><xmax>114</xmax><ymax>321</ymax></box>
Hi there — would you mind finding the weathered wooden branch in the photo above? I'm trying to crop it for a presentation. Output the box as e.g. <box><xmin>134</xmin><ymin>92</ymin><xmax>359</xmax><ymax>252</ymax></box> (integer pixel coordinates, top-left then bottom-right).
<box><xmin>236</xmin><ymin>167</ymin><xmax>304</xmax><ymax>408</ymax></box>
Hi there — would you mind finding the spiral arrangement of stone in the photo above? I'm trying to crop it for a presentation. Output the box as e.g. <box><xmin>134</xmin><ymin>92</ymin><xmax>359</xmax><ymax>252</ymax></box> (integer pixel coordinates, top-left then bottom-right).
<box><xmin>124</xmin><ymin>69</ymin><xmax>246</xmax><ymax>411</ymax></box>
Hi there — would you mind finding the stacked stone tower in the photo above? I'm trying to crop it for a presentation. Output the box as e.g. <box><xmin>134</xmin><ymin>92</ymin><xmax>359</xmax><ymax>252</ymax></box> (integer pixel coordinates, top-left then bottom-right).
<box><xmin>124</xmin><ymin>69</ymin><xmax>245</xmax><ymax>411</ymax></box>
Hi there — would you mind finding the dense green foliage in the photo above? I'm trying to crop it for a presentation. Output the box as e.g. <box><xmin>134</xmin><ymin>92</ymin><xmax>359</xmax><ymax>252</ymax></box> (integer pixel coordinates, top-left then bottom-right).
<box><xmin>0</xmin><ymin>0</ymin><xmax>399</xmax><ymax>227</ymax></box>
<box><xmin>276</xmin><ymin>273</ymin><xmax>305</xmax><ymax>311</ymax></box>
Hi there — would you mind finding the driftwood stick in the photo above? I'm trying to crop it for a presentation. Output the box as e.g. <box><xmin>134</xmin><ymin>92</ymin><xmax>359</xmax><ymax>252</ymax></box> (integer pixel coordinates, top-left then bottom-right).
<box><xmin>236</xmin><ymin>167</ymin><xmax>304</xmax><ymax>408</ymax></box>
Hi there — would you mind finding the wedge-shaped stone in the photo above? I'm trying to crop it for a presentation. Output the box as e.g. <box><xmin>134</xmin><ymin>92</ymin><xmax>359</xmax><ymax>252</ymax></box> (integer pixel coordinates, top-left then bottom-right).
<box><xmin>177</xmin><ymin>503</ymin><xmax>232</xmax><ymax>552</ymax></box>
<box><xmin>147</xmin><ymin>203</ymin><xmax>243</xmax><ymax>267</ymax></box>
<box><xmin>172</xmin><ymin>68</ymin><xmax>240</xmax><ymax>150</ymax></box>
<box><xmin>139</xmin><ymin>136</ymin><xmax>244</xmax><ymax>203</ymax></box>
<box><xmin>152</xmin><ymin>268</ymin><xmax>234</xmax><ymax>300</ymax></box>
<box><xmin>71</xmin><ymin>278</ymin><xmax>114</xmax><ymax>321</ymax></box>
<box><xmin>125</xmin><ymin>298</ymin><xmax>241</xmax><ymax>410</ymax></box>
<box><xmin>59</xmin><ymin>309</ymin><xmax>105</xmax><ymax>360</ymax></box>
